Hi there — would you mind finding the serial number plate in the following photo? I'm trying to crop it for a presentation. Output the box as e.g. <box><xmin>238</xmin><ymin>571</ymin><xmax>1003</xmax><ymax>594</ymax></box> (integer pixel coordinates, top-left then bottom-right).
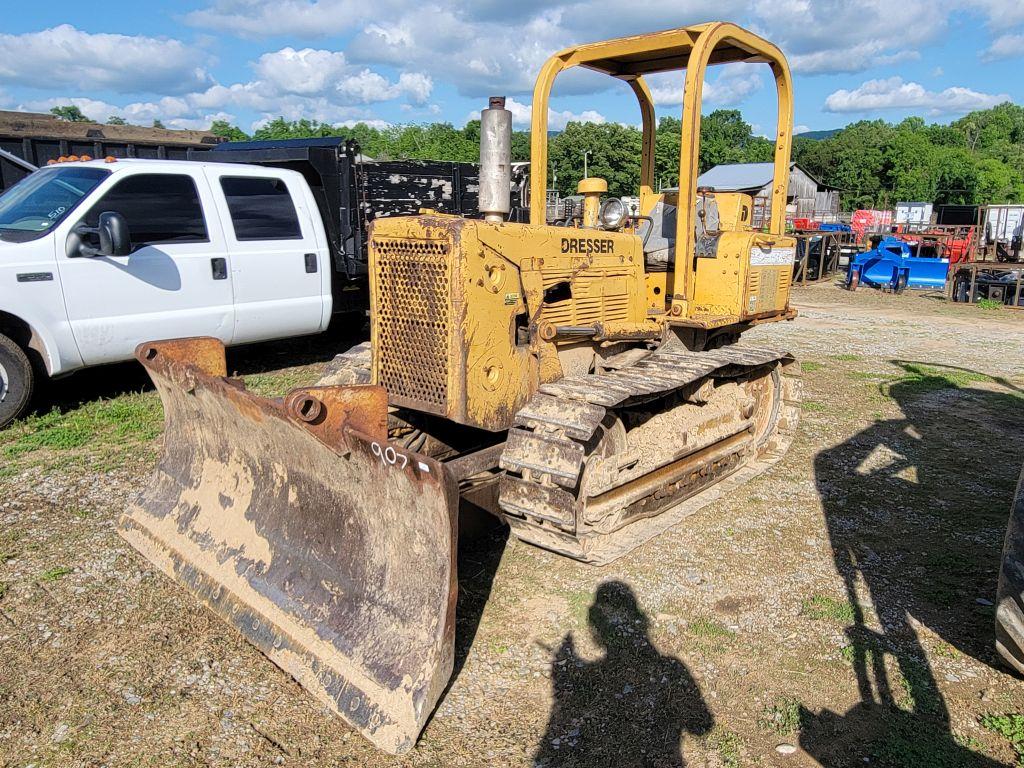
<box><xmin>749</xmin><ymin>247</ymin><xmax>795</xmax><ymax>267</ymax></box>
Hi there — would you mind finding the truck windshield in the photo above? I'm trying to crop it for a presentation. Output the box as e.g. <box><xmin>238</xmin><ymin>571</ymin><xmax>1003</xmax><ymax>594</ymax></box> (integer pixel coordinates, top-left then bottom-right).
<box><xmin>0</xmin><ymin>166</ymin><xmax>110</xmax><ymax>243</ymax></box>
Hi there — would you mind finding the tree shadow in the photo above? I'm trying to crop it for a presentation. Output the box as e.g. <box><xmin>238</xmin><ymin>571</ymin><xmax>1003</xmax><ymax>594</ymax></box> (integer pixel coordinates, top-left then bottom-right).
<box><xmin>534</xmin><ymin>581</ymin><xmax>713</xmax><ymax>767</ymax></box>
<box><xmin>800</xmin><ymin>362</ymin><xmax>1024</xmax><ymax>766</ymax></box>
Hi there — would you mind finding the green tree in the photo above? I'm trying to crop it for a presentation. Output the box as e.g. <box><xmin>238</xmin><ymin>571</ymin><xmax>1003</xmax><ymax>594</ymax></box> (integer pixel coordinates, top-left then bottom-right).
<box><xmin>152</xmin><ymin>119</ymin><xmax>166</xmax><ymax>129</ymax></box>
<box><xmin>548</xmin><ymin>121</ymin><xmax>642</xmax><ymax>197</ymax></box>
<box><xmin>106</xmin><ymin>115</ymin><xmax>128</xmax><ymax>126</ymax></box>
<box><xmin>209</xmin><ymin>119</ymin><xmax>249</xmax><ymax>142</ymax></box>
<box><xmin>50</xmin><ymin>105</ymin><xmax>90</xmax><ymax>122</ymax></box>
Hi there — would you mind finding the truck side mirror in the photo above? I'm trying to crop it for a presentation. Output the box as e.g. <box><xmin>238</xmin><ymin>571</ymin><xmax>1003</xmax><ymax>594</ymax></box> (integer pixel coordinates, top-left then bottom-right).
<box><xmin>71</xmin><ymin>211</ymin><xmax>132</xmax><ymax>258</ymax></box>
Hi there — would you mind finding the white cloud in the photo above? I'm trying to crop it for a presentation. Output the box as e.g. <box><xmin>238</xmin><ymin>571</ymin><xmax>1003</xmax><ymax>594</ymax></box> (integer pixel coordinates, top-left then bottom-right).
<box><xmin>184</xmin><ymin>0</ymin><xmax>386</xmax><ymax>38</ymax></box>
<box><xmin>179</xmin><ymin>0</ymin><xmax>1024</xmax><ymax>96</ymax></box>
<box><xmin>789</xmin><ymin>45</ymin><xmax>919</xmax><ymax>75</ymax></box>
<box><xmin>982</xmin><ymin>32</ymin><xmax>1024</xmax><ymax>61</ymax></box>
<box><xmin>794</xmin><ymin>124</ymin><xmax>810</xmax><ymax>134</ymax></box>
<box><xmin>17</xmin><ymin>42</ymin><xmax>432</xmax><ymax>133</ymax></box>
<box><xmin>254</xmin><ymin>47</ymin><xmax>351</xmax><ymax>95</ymax></box>
<box><xmin>476</xmin><ymin>97</ymin><xmax>606</xmax><ymax>130</ymax></box>
<box><xmin>18</xmin><ymin>95</ymin><xmax>234</xmax><ymax>132</ymax></box>
<box><xmin>971</xmin><ymin>0</ymin><xmax>1024</xmax><ymax>29</ymax></box>
<box><xmin>0</xmin><ymin>25</ymin><xmax>211</xmax><ymax>94</ymax></box>
<box><xmin>646</xmin><ymin>64</ymin><xmax>763</xmax><ymax>108</ymax></box>
<box><xmin>824</xmin><ymin>77</ymin><xmax>1009</xmax><ymax>115</ymax></box>
<box><xmin>748</xmin><ymin>0</ymin><xmax>942</xmax><ymax>75</ymax></box>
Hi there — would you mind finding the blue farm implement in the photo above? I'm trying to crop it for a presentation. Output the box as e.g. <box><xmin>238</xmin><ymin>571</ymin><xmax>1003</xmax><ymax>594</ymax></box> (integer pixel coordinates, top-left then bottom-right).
<box><xmin>847</xmin><ymin>237</ymin><xmax>949</xmax><ymax>293</ymax></box>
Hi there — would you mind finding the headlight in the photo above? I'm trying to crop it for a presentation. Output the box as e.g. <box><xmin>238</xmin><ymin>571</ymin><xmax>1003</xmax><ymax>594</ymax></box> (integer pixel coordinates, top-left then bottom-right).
<box><xmin>599</xmin><ymin>197</ymin><xmax>628</xmax><ymax>230</ymax></box>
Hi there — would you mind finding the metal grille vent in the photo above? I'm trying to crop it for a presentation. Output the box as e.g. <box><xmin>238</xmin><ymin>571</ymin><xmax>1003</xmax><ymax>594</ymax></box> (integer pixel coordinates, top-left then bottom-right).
<box><xmin>373</xmin><ymin>238</ymin><xmax>451</xmax><ymax>410</ymax></box>
<box><xmin>540</xmin><ymin>271</ymin><xmax>631</xmax><ymax>326</ymax></box>
<box><xmin>757</xmin><ymin>269</ymin><xmax>780</xmax><ymax>310</ymax></box>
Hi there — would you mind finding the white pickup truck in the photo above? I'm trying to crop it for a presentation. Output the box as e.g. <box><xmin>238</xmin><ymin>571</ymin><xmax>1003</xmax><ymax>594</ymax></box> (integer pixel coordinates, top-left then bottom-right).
<box><xmin>0</xmin><ymin>157</ymin><xmax>341</xmax><ymax>427</ymax></box>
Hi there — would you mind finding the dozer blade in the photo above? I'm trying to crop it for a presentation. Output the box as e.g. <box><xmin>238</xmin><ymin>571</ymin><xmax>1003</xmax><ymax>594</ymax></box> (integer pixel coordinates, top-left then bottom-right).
<box><xmin>119</xmin><ymin>338</ymin><xmax>458</xmax><ymax>755</ymax></box>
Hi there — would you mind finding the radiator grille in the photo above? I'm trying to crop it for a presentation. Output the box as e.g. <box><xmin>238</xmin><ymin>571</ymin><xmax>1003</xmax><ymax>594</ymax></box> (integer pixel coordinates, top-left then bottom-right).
<box><xmin>372</xmin><ymin>237</ymin><xmax>450</xmax><ymax>410</ymax></box>
<box><xmin>540</xmin><ymin>270</ymin><xmax>631</xmax><ymax>326</ymax></box>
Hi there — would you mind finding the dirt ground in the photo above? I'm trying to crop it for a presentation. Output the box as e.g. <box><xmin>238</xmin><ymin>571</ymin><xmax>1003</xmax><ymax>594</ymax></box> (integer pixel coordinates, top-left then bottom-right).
<box><xmin>2</xmin><ymin>282</ymin><xmax>1024</xmax><ymax>767</ymax></box>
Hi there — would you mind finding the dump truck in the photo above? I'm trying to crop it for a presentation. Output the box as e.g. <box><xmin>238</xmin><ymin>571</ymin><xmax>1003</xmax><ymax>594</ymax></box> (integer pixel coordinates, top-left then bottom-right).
<box><xmin>120</xmin><ymin>22</ymin><xmax>803</xmax><ymax>753</ymax></box>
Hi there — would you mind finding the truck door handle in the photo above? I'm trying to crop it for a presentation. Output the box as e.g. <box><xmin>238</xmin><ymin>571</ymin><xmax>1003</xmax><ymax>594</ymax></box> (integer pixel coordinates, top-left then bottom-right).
<box><xmin>211</xmin><ymin>257</ymin><xmax>228</xmax><ymax>280</ymax></box>
<box><xmin>304</xmin><ymin>253</ymin><xmax>318</xmax><ymax>273</ymax></box>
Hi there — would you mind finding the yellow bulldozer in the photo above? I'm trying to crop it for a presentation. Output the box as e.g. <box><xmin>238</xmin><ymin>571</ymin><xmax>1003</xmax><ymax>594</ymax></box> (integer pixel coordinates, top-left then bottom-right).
<box><xmin>119</xmin><ymin>22</ymin><xmax>802</xmax><ymax>754</ymax></box>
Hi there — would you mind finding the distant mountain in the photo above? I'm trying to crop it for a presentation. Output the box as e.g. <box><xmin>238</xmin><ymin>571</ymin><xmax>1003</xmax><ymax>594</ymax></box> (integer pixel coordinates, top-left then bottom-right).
<box><xmin>795</xmin><ymin>129</ymin><xmax>840</xmax><ymax>141</ymax></box>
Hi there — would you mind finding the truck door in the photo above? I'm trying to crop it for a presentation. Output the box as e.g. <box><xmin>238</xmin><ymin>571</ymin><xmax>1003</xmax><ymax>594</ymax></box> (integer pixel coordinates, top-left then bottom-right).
<box><xmin>58</xmin><ymin>170</ymin><xmax>235</xmax><ymax>366</ymax></box>
<box><xmin>207</xmin><ymin>169</ymin><xmax>329</xmax><ymax>344</ymax></box>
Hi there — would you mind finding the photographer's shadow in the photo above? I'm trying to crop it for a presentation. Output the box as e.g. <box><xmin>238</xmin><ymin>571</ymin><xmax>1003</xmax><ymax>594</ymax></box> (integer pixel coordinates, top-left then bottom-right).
<box><xmin>534</xmin><ymin>581</ymin><xmax>713</xmax><ymax>767</ymax></box>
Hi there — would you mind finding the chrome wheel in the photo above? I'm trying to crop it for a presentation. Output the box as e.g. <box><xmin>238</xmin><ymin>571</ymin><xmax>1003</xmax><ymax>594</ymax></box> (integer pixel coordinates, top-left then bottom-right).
<box><xmin>0</xmin><ymin>360</ymin><xmax>9</xmax><ymax>404</ymax></box>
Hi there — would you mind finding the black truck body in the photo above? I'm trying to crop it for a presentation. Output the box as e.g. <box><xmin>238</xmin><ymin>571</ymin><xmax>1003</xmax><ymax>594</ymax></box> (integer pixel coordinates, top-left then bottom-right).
<box><xmin>198</xmin><ymin>137</ymin><xmax>483</xmax><ymax>290</ymax></box>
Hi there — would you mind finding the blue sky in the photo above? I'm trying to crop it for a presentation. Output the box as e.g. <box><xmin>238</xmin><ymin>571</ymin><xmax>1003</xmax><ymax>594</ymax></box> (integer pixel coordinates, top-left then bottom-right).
<box><xmin>0</xmin><ymin>1</ymin><xmax>1021</xmax><ymax>136</ymax></box>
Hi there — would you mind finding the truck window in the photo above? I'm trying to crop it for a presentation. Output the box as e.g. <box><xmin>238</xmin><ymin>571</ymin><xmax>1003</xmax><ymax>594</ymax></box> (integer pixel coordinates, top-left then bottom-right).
<box><xmin>82</xmin><ymin>173</ymin><xmax>208</xmax><ymax>247</ymax></box>
<box><xmin>0</xmin><ymin>166</ymin><xmax>109</xmax><ymax>243</ymax></box>
<box><xmin>220</xmin><ymin>177</ymin><xmax>302</xmax><ymax>241</ymax></box>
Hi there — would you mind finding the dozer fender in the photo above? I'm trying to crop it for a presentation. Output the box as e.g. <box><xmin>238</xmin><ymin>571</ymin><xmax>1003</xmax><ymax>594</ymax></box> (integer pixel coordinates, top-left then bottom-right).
<box><xmin>119</xmin><ymin>337</ymin><xmax>458</xmax><ymax>754</ymax></box>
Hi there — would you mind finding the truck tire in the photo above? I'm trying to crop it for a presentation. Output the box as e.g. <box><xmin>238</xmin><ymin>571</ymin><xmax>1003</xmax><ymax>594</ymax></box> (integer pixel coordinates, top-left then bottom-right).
<box><xmin>0</xmin><ymin>333</ymin><xmax>34</xmax><ymax>430</ymax></box>
<box><xmin>996</xmin><ymin>465</ymin><xmax>1024</xmax><ymax>675</ymax></box>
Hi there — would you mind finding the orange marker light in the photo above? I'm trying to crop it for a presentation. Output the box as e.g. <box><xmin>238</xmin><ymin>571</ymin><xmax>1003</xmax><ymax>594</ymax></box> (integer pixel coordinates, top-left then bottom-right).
<box><xmin>104</xmin><ymin>156</ymin><xmax>117</xmax><ymax>163</ymax></box>
<box><xmin>80</xmin><ymin>154</ymin><xmax>92</xmax><ymax>162</ymax></box>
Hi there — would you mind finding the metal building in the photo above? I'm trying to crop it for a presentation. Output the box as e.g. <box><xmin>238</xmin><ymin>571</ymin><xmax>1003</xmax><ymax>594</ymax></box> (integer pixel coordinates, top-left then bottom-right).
<box><xmin>696</xmin><ymin>161</ymin><xmax>840</xmax><ymax>227</ymax></box>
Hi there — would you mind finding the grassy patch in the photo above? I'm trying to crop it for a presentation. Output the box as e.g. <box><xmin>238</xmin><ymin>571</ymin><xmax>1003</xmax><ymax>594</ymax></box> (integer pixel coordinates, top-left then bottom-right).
<box><xmin>977</xmin><ymin>298</ymin><xmax>1003</xmax><ymax>310</ymax></box>
<box><xmin>0</xmin><ymin>392</ymin><xmax>162</xmax><ymax>471</ymax></box>
<box><xmin>981</xmin><ymin>713</ymin><xmax>1024</xmax><ymax>765</ymax></box>
<box><xmin>800</xmin><ymin>361</ymin><xmax>824</xmax><ymax>372</ymax></box>
<box><xmin>801</xmin><ymin>595</ymin><xmax>855</xmax><ymax>623</ymax></box>
<box><xmin>243</xmin><ymin>368</ymin><xmax>322</xmax><ymax>397</ymax></box>
<box><xmin>39</xmin><ymin>566</ymin><xmax>73</xmax><ymax>582</ymax></box>
<box><xmin>0</xmin><ymin>582</ymin><xmax>8</xmax><ymax>600</ymax></box>
<box><xmin>801</xmin><ymin>400</ymin><xmax>827</xmax><ymax>412</ymax></box>
<box><xmin>759</xmin><ymin>696</ymin><xmax>801</xmax><ymax>736</ymax></box>
<box><xmin>708</xmin><ymin>729</ymin><xmax>742</xmax><ymax>768</ymax></box>
<box><xmin>931</xmin><ymin>642</ymin><xmax>960</xmax><ymax>660</ymax></box>
<box><xmin>689</xmin><ymin>617</ymin><xmax>735</xmax><ymax>641</ymax></box>
<box><xmin>879</xmin><ymin>363</ymin><xmax>998</xmax><ymax>400</ymax></box>
<box><xmin>831</xmin><ymin>353</ymin><xmax>861</xmax><ymax>361</ymax></box>
<box><xmin>848</xmin><ymin>370</ymin><xmax>885</xmax><ymax>380</ymax></box>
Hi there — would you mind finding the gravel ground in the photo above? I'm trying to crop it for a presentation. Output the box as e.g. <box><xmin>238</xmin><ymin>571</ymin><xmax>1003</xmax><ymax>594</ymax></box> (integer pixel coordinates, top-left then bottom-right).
<box><xmin>2</xmin><ymin>283</ymin><xmax>1024</xmax><ymax>767</ymax></box>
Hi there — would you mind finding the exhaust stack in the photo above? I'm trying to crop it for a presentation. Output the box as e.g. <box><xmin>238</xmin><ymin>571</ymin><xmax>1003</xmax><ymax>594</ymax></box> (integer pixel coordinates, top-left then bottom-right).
<box><xmin>479</xmin><ymin>96</ymin><xmax>512</xmax><ymax>223</ymax></box>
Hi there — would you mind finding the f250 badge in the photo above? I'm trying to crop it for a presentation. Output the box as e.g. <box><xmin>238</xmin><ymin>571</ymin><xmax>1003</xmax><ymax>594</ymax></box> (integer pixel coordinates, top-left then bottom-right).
<box><xmin>561</xmin><ymin>237</ymin><xmax>615</xmax><ymax>254</ymax></box>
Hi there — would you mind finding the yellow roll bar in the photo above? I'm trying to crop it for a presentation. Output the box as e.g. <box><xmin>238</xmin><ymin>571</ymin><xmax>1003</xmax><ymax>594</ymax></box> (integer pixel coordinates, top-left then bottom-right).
<box><xmin>528</xmin><ymin>22</ymin><xmax>794</xmax><ymax>314</ymax></box>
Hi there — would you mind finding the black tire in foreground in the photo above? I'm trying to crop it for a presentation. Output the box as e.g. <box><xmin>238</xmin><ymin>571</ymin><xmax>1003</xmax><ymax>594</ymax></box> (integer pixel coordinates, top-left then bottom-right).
<box><xmin>0</xmin><ymin>333</ymin><xmax>34</xmax><ymax>430</ymax></box>
<box><xmin>996</xmin><ymin>465</ymin><xmax>1024</xmax><ymax>675</ymax></box>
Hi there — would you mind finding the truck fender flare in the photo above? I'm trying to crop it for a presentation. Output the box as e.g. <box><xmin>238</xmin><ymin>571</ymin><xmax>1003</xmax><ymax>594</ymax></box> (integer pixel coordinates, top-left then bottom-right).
<box><xmin>0</xmin><ymin>310</ymin><xmax>63</xmax><ymax>376</ymax></box>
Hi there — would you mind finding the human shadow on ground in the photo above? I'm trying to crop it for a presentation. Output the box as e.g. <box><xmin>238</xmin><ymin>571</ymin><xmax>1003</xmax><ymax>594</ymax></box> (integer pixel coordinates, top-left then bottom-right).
<box><xmin>533</xmin><ymin>581</ymin><xmax>713</xmax><ymax>767</ymax></box>
<box><xmin>800</xmin><ymin>363</ymin><xmax>1024</xmax><ymax>766</ymax></box>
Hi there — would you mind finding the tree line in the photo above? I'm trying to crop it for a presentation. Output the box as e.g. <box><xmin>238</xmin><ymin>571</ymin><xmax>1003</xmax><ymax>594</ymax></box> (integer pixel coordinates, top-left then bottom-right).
<box><xmin>215</xmin><ymin>103</ymin><xmax>1023</xmax><ymax>208</ymax></box>
<box><xmin>49</xmin><ymin>100</ymin><xmax>1023</xmax><ymax>209</ymax></box>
